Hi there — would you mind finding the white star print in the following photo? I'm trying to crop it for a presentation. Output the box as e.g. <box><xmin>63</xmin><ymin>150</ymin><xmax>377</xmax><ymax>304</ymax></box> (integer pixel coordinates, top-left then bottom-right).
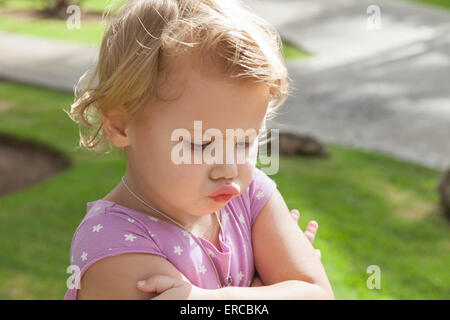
<box><xmin>207</xmin><ymin>248</ymin><xmax>215</xmax><ymax>257</ymax></box>
<box><xmin>92</xmin><ymin>224</ymin><xmax>103</xmax><ymax>232</ymax></box>
<box><xmin>148</xmin><ymin>216</ymin><xmax>159</xmax><ymax>222</ymax></box>
<box><xmin>181</xmin><ymin>230</ymin><xmax>190</xmax><ymax>237</ymax></box>
<box><xmin>198</xmin><ymin>265</ymin><xmax>207</xmax><ymax>275</ymax></box>
<box><xmin>256</xmin><ymin>190</ymin><xmax>264</xmax><ymax>200</ymax></box>
<box><xmin>238</xmin><ymin>271</ymin><xmax>244</xmax><ymax>281</ymax></box>
<box><xmin>124</xmin><ymin>233</ymin><xmax>136</xmax><ymax>242</ymax></box>
<box><xmin>173</xmin><ymin>245</ymin><xmax>183</xmax><ymax>255</ymax></box>
<box><xmin>222</xmin><ymin>211</ymin><xmax>229</xmax><ymax>222</ymax></box>
<box><xmin>128</xmin><ymin>218</ymin><xmax>135</xmax><ymax>223</ymax></box>
<box><xmin>81</xmin><ymin>251</ymin><xmax>88</xmax><ymax>261</ymax></box>
<box><xmin>239</xmin><ymin>213</ymin><xmax>245</xmax><ymax>224</ymax></box>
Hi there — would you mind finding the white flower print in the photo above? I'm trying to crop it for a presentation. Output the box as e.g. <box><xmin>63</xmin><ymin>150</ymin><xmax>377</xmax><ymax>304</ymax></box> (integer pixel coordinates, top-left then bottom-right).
<box><xmin>148</xmin><ymin>230</ymin><xmax>155</xmax><ymax>238</ymax></box>
<box><xmin>238</xmin><ymin>271</ymin><xmax>244</xmax><ymax>281</ymax></box>
<box><xmin>148</xmin><ymin>216</ymin><xmax>159</xmax><ymax>222</ymax></box>
<box><xmin>124</xmin><ymin>233</ymin><xmax>136</xmax><ymax>242</ymax></box>
<box><xmin>81</xmin><ymin>251</ymin><xmax>88</xmax><ymax>261</ymax></box>
<box><xmin>128</xmin><ymin>218</ymin><xmax>135</xmax><ymax>223</ymax></box>
<box><xmin>198</xmin><ymin>265</ymin><xmax>207</xmax><ymax>275</ymax></box>
<box><xmin>181</xmin><ymin>230</ymin><xmax>190</xmax><ymax>237</ymax></box>
<box><xmin>207</xmin><ymin>248</ymin><xmax>215</xmax><ymax>257</ymax></box>
<box><xmin>173</xmin><ymin>245</ymin><xmax>183</xmax><ymax>255</ymax></box>
<box><xmin>222</xmin><ymin>211</ymin><xmax>229</xmax><ymax>222</ymax></box>
<box><xmin>92</xmin><ymin>224</ymin><xmax>103</xmax><ymax>232</ymax></box>
<box><xmin>256</xmin><ymin>190</ymin><xmax>264</xmax><ymax>200</ymax></box>
<box><xmin>239</xmin><ymin>213</ymin><xmax>245</xmax><ymax>224</ymax></box>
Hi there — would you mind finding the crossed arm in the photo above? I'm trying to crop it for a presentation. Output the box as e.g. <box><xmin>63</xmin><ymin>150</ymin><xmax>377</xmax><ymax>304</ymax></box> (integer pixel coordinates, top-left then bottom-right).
<box><xmin>78</xmin><ymin>189</ymin><xmax>334</xmax><ymax>300</ymax></box>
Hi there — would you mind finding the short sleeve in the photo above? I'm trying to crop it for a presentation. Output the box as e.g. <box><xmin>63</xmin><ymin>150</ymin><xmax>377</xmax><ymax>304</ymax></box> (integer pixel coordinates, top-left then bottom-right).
<box><xmin>247</xmin><ymin>167</ymin><xmax>278</xmax><ymax>226</ymax></box>
<box><xmin>65</xmin><ymin>208</ymin><xmax>167</xmax><ymax>299</ymax></box>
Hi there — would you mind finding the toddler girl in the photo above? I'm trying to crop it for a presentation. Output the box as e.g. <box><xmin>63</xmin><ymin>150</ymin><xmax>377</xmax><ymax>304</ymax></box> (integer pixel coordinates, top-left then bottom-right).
<box><xmin>64</xmin><ymin>0</ymin><xmax>333</xmax><ymax>299</ymax></box>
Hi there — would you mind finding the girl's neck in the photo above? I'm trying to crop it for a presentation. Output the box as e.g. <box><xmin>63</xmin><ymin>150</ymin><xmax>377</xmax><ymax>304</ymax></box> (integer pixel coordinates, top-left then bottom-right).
<box><xmin>102</xmin><ymin>181</ymin><xmax>217</xmax><ymax>235</ymax></box>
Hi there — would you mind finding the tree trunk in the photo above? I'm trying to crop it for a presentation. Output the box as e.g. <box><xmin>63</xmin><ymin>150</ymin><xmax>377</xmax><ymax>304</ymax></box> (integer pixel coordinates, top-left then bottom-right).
<box><xmin>43</xmin><ymin>0</ymin><xmax>75</xmax><ymax>18</ymax></box>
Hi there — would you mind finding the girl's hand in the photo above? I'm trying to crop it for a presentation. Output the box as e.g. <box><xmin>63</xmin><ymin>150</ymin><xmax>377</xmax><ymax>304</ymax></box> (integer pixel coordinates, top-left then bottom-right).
<box><xmin>137</xmin><ymin>275</ymin><xmax>215</xmax><ymax>300</ymax></box>
<box><xmin>250</xmin><ymin>209</ymin><xmax>320</xmax><ymax>287</ymax></box>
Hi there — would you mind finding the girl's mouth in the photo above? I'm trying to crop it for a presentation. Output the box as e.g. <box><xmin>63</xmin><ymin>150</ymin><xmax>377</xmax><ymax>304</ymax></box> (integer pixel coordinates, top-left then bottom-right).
<box><xmin>209</xmin><ymin>194</ymin><xmax>233</xmax><ymax>202</ymax></box>
<box><xmin>208</xmin><ymin>184</ymin><xmax>240</xmax><ymax>202</ymax></box>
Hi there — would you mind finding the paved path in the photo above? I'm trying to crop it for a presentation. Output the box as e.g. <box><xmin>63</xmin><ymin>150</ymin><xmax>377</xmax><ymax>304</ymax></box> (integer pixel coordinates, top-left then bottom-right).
<box><xmin>0</xmin><ymin>32</ymin><xmax>97</xmax><ymax>92</ymax></box>
<box><xmin>250</xmin><ymin>0</ymin><xmax>450</xmax><ymax>171</ymax></box>
<box><xmin>0</xmin><ymin>0</ymin><xmax>449</xmax><ymax>170</ymax></box>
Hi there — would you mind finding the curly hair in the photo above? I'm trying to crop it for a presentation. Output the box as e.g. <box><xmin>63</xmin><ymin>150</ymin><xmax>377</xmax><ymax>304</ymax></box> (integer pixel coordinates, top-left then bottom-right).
<box><xmin>63</xmin><ymin>0</ymin><xmax>291</xmax><ymax>155</ymax></box>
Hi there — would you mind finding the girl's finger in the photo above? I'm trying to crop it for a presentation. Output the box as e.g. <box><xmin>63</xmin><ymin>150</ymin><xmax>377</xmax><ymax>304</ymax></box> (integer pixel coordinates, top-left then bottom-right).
<box><xmin>137</xmin><ymin>274</ymin><xmax>179</xmax><ymax>293</ymax></box>
<box><xmin>304</xmin><ymin>220</ymin><xmax>318</xmax><ymax>244</ymax></box>
<box><xmin>291</xmin><ymin>209</ymin><xmax>300</xmax><ymax>222</ymax></box>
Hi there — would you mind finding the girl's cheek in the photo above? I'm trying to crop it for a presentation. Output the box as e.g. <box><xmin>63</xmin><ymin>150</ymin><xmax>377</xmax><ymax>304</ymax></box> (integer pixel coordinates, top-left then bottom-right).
<box><xmin>247</xmin><ymin>143</ymin><xmax>259</xmax><ymax>166</ymax></box>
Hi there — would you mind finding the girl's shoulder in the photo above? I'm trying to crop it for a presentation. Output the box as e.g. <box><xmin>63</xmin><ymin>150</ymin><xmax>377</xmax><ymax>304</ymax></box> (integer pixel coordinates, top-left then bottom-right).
<box><xmin>238</xmin><ymin>167</ymin><xmax>278</xmax><ymax>227</ymax></box>
<box><xmin>68</xmin><ymin>199</ymin><xmax>168</xmax><ymax>280</ymax></box>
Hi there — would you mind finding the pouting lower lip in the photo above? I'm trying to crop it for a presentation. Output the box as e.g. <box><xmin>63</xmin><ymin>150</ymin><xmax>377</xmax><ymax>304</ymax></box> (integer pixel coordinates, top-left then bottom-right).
<box><xmin>209</xmin><ymin>184</ymin><xmax>240</xmax><ymax>198</ymax></box>
<box><xmin>209</xmin><ymin>194</ymin><xmax>233</xmax><ymax>202</ymax></box>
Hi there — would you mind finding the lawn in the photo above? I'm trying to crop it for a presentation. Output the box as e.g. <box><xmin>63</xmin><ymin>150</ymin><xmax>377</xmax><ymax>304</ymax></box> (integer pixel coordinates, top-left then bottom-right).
<box><xmin>0</xmin><ymin>80</ymin><xmax>448</xmax><ymax>299</ymax></box>
<box><xmin>406</xmin><ymin>0</ymin><xmax>450</xmax><ymax>10</ymax></box>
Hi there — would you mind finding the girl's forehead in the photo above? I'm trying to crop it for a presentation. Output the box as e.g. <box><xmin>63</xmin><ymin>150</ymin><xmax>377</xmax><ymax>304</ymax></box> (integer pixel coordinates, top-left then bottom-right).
<box><xmin>159</xmin><ymin>67</ymin><xmax>270</xmax><ymax>114</ymax></box>
<box><xmin>164</xmin><ymin>81</ymin><xmax>268</xmax><ymax>135</ymax></box>
<box><xmin>151</xmin><ymin>54</ymin><xmax>270</xmax><ymax>132</ymax></box>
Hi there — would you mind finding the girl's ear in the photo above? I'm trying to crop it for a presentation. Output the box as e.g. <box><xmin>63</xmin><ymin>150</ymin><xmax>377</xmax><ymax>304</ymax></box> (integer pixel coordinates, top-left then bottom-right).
<box><xmin>103</xmin><ymin>105</ymin><xmax>131</xmax><ymax>148</ymax></box>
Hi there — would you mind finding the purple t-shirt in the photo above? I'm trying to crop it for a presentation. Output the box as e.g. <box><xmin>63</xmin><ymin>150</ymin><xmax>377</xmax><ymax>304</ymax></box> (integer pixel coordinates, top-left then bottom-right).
<box><xmin>64</xmin><ymin>167</ymin><xmax>277</xmax><ymax>299</ymax></box>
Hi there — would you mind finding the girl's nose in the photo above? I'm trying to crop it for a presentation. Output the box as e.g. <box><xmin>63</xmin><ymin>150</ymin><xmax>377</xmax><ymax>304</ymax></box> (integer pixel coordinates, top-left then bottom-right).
<box><xmin>210</xmin><ymin>163</ymin><xmax>238</xmax><ymax>181</ymax></box>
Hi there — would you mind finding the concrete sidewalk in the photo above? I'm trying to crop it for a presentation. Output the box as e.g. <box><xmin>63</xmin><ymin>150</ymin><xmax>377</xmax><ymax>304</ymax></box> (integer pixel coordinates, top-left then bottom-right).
<box><xmin>0</xmin><ymin>31</ymin><xmax>98</xmax><ymax>92</ymax></box>
<box><xmin>0</xmin><ymin>0</ymin><xmax>449</xmax><ymax>170</ymax></box>
<box><xmin>251</xmin><ymin>0</ymin><xmax>450</xmax><ymax>170</ymax></box>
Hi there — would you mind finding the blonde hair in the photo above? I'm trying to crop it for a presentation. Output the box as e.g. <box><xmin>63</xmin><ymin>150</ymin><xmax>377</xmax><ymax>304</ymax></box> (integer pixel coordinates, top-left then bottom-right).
<box><xmin>64</xmin><ymin>0</ymin><xmax>291</xmax><ymax>155</ymax></box>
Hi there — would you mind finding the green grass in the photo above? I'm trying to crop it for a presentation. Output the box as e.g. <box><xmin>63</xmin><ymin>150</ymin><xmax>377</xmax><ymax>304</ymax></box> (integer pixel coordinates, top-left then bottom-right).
<box><xmin>0</xmin><ymin>80</ymin><xmax>448</xmax><ymax>299</ymax></box>
<box><xmin>0</xmin><ymin>14</ymin><xmax>105</xmax><ymax>46</ymax></box>
<box><xmin>0</xmin><ymin>0</ymin><xmax>113</xmax><ymax>13</ymax></box>
<box><xmin>281</xmin><ymin>40</ymin><xmax>311</xmax><ymax>60</ymax></box>
<box><xmin>406</xmin><ymin>0</ymin><xmax>450</xmax><ymax>10</ymax></box>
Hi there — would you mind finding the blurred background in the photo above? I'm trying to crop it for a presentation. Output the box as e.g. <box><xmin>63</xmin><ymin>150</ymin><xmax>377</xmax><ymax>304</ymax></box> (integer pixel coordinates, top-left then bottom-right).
<box><xmin>0</xmin><ymin>0</ymin><xmax>449</xmax><ymax>299</ymax></box>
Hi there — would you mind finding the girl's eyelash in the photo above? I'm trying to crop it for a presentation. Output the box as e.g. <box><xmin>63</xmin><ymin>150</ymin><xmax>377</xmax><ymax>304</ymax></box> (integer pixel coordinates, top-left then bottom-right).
<box><xmin>192</xmin><ymin>142</ymin><xmax>210</xmax><ymax>149</ymax></box>
<box><xmin>188</xmin><ymin>141</ymin><xmax>253</xmax><ymax>149</ymax></box>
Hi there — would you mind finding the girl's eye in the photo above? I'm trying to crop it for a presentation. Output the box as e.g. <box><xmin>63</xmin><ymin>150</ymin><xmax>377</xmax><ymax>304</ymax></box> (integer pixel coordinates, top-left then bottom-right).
<box><xmin>189</xmin><ymin>141</ymin><xmax>212</xmax><ymax>150</ymax></box>
<box><xmin>186</xmin><ymin>140</ymin><xmax>253</xmax><ymax>150</ymax></box>
<box><xmin>237</xmin><ymin>141</ymin><xmax>253</xmax><ymax>148</ymax></box>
